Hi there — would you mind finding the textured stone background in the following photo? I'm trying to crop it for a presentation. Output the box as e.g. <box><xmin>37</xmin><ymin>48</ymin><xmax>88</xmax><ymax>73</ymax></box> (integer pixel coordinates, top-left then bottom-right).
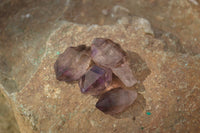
<box><xmin>0</xmin><ymin>0</ymin><xmax>200</xmax><ymax>133</ymax></box>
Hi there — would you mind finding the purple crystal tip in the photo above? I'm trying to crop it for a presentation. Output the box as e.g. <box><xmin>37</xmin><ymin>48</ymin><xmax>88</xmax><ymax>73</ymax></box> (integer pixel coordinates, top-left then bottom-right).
<box><xmin>79</xmin><ymin>65</ymin><xmax>112</xmax><ymax>95</ymax></box>
<box><xmin>96</xmin><ymin>88</ymin><xmax>137</xmax><ymax>114</ymax></box>
<box><xmin>91</xmin><ymin>38</ymin><xmax>127</xmax><ymax>68</ymax></box>
<box><xmin>54</xmin><ymin>38</ymin><xmax>139</xmax><ymax>115</ymax></box>
<box><xmin>91</xmin><ymin>38</ymin><xmax>137</xmax><ymax>87</ymax></box>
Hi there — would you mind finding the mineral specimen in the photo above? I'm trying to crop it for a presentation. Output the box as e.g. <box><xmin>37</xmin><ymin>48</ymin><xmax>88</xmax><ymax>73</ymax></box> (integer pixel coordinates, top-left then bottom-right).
<box><xmin>54</xmin><ymin>39</ymin><xmax>138</xmax><ymax>115</ymax></box>
<box><xmin>96</xmin><ymin>88</ymin><xmax>137</xmax><ymax>114</ymax></box>
<box><xmin>79</xmin><ymin>65</ymin><xmax>112</xmax><ymax>95</ymax></box>
<box><xmin>91</xmin><ymin>38</ymin><xmax>137</xmax><ymax>87</ymax></box>
<box><xmin>54</xmin><ymin>45</ymin><xmax>91</xmax><ymax>82</ymax></box>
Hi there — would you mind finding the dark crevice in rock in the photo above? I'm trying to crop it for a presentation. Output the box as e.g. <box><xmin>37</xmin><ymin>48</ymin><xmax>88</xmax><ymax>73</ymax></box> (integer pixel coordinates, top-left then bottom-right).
<box><xmin>153</xmin><ymin>27</ymin><xmax>187</xmax><ymax>54</ymax></box>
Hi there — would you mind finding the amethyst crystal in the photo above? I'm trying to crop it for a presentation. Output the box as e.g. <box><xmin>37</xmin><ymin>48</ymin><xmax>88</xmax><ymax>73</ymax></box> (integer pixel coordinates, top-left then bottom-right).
<box><xmin>54</xmin><ymin>45</ymin><xmax>91</xmax><ymax>82</ymax></box>
<box><xmin>91</xmin><ymin>38</ymin><xmax>137</xmax><ymax>87</ymax></box>
<box><xmin>96</xmin><ymin>88</ymin><xmax>137</xmax><ymax>114</ymax></box>
<box><xmin>54</xmin><ymin>39</ymin><xmax>140</xmax><ymax>115</ymax></box>
<box><xmin>79</xmin><ymin>65</ymin><xmax>112</xmax><ymax>95</ymax></box>
<box><xmin>91</xmin><ymin>38</ymin><xmax>127</xmax><ymax>68</ymax></box>
<box><xmin>111</xmin><ymin>62</ymin><xmax>137</xmax><ymax>87</ymax></box>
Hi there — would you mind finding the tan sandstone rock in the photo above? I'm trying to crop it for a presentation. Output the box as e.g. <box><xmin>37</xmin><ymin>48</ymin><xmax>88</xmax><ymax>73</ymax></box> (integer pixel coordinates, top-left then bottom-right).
<box><xmin>1</xmin><ymin>17</ymin><xmax>200</xmax><ymax>133</ymax></box>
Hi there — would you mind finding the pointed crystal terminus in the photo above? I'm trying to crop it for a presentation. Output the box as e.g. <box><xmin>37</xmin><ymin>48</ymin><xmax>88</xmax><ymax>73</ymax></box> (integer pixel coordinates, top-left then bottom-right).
<box><xmin>54</xmin><ymin>45</ymin><xmax>91</xmax><ymax>82</ymax></box>
<box><xmin>96</xmin><ymin>88</ymin><xmax>137</xmax><ymax>114</ymax></box>
<box><xmin>111</xmin><ymin>62</ymin><xmax>137</xmax><ymax>87</ymax></box>
<box><xmin>91</xmin><ymin>38</ymin><xmax>127</xmax><ymax>68</ymax></box>
<box><xmin>79</xmin><ymin>65</ymin><xmax>112</xmax><ymax>95</ymax></box>
<box><xmin>91</xmin><ymin>38</ymin><xmax>137</xmax><ymax>87</ymax></box>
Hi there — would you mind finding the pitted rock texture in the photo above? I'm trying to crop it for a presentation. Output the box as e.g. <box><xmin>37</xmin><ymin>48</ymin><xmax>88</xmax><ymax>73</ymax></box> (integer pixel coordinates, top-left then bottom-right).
<box><xmin>1</xmin><ymin>18</ymin><xmax>200</xmax><ymax>133</ymax></box>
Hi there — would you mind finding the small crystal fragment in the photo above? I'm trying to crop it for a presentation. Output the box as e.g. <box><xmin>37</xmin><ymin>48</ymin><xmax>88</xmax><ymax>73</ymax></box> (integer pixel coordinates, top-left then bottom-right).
<box><xmin>54</xmin><ymin>45</ymin><xmax>91</xmax><ymax>82</ymax></box>
<box><xmin>91</xmin><ymin>38</ymin><xmax>137</xmax><ymax>87</ymax></box>
<box><xmin>111</xmin><ymin>62</ymin><xmax>137</xmax><ymax>87</ymax></box>
<box><xmin>96</xmin><ymin>88</ymin><xmax>137</xmax><ymax>114</ymax></box>
<box><xmin>79</xmin><ymin>65</ymin><xmax>112</xmax><ymax>95</ymax></box>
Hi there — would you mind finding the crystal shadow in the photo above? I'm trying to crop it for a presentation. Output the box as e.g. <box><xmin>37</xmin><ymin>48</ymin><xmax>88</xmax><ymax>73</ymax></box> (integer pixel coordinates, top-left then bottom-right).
<box><xmin>105</xmin><ymin>51</ymin><xmax>151</xmax><ymax>119</ymax></box>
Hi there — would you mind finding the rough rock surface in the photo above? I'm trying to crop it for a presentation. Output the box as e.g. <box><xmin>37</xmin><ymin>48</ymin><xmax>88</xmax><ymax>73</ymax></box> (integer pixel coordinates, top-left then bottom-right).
<box><xmin>0</xmin><ymin>17</ymin><xmax>200</xmax><ymax>133</ymax></box>
<box><xmin>0</xmin><ymin>93</ymin><xmax>19</xmax><ymax>133</ymax></box>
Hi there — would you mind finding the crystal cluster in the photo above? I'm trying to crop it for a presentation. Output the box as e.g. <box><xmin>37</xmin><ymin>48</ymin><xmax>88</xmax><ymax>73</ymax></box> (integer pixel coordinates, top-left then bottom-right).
<box><xmin>54</xmin><ymin>38</ymin><xmax>138</xmax><ymax>114</ymax></box>
<box><xmin>91</xmin><ymin>38</ymin><xmax>137</xmax><ymax>87</ymax></box>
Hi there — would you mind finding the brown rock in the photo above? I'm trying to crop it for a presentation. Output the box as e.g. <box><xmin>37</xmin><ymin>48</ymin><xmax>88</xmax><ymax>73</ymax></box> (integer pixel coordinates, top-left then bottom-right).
<box><xmin>1</xmin><ymin>17</ymin><xmax>200</xmax><ymax>133</ymax></box>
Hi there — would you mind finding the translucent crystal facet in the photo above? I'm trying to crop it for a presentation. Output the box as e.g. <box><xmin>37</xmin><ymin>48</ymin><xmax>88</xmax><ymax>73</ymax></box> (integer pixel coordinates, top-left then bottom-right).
<box><xmin>91</xmin><ymin>38</ymin><xmax>137</xmax><ymax>87</ymax></box>
<box><xmin>54</xmin><ymin>45</ymin><xmax>91</xmax><ymax>82</ymax></box>
<box><xmin>54</xmin><ymin>38</ymin><xmax>139</xmax><ymax>115</ymax></box>
<box><xmin>96</xmin><ymin>88</ymin><xmax>137</xmax><ymax>114</ymax></box>
<box><xmin>79</xmin><ymin>65</ymin><xmax>112</xmax><ymax>95</ymax></box>
<box><xmin>111</xmin><ymin>62</ymin><xmax>137</xmax><ymax>87</ymax></box>
<box><xmin>91</xmin><ymin>38</ymin><xmax>127</xmax><ymax>68</ymax></box>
